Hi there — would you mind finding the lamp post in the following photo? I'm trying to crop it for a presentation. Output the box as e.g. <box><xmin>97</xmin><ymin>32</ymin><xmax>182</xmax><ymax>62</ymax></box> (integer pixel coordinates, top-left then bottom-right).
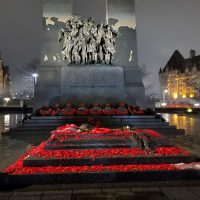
<box><xmin>32</xmin><ymin>73</ymin><xmax>38</xmax><ymax>97</ymax></box>
<box><xmin>4</xmin><ymin>97</ymin><xmax>10</xmax><ymax>107</ymax></box>
<box><xmin>32</xmin><ymin>73</ymin><xmax>38</xmax><ymax>85</ymax></box>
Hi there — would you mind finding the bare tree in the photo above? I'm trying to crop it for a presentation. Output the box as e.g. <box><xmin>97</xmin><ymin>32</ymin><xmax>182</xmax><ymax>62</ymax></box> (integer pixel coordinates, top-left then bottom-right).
<box><xmin>18</xmin><ymin>58</ymin><xmax>40</xmax><ymax>96</ymax></box>
<box><xmin>18</xmin><ymin>58</ymin><xmax>40</xmax><ymax>76</ymax></box>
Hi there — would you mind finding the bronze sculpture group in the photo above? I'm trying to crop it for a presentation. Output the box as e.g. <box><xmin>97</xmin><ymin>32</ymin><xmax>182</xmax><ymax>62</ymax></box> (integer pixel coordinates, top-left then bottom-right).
<box><xmin>59</xmin><ymin>16</ymin><xmax>118</xmax><ymax>65</ymax></box>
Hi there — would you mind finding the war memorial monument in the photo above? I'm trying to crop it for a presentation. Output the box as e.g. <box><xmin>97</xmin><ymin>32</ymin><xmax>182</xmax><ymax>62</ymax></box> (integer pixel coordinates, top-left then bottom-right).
<box><xmin>34</xmin><ymin>0</ymin><xmax>145</xmax><ymax>109</ymax></box>
<box><xmin>2</xmin><ymin>0</ymin><xmax>200</xmax><ymax>189</ymax></box>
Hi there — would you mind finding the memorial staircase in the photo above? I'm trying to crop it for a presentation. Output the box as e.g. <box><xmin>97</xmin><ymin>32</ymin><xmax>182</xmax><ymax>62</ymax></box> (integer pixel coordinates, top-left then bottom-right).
<box><xmin>7</xmin><ymin>115</ymin><xmax>184</xmax><ymax>135</ymax></box>
<box><xmin>1</xmin><ymin>125</ymin><xmax>199</xmax><ymax>189</ymax></box>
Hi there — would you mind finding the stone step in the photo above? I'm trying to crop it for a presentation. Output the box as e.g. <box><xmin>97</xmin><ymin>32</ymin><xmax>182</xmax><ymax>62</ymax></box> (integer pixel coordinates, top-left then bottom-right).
<box><xmin>111</xmin><ymin>115</ymin><xmax>156</xmax><ymax>119</ymax></box>
<box><xmin>23</xmin><ymin>155</ymin><xmax>197</xmax><ymax>167</ymax></box>
<box><xmin>9</xmin><ymin>127</ymin><xmax>57</xmax><ymax>131</ymax></box>
<box><xmin>2</xmin><ymin>170</ymin><xmax>200</xmax><ymax>188</ymax></box>
<box><xmin>24</xmin><ymin>118</ymin><xmax>163</xmax><ymax>123</ymax></box>
<box><xmin>11</xmin><ymin>124</ymin><xmax>176</xmax><ymax>132</ymax></box>
<box><xmin>6</xmin><ymin>127</ymin><xmax>183</xmax><ymax>137</ymax></box>
<box><xmin>101</xmin><ymin>121</ymin><xmax>169</xmax><ymax>126</ymax></box>
<box><xmin>121</xmin><ymin>118</ymin><xmax>163</xmax><ymax>122</ymax></box>
<box><xmin>103</xmin><ymin>125</ymin><xmax>178</xmax><ymax>130</ymax></box>
<box><xmin>45</xmin><ymin>143</ymin><xmax>132</xmax><ymax>150</ymax></box>
<box><xmin>45</xmin><ymin>136</ymin><xmax>135</xmax><ymax>149</ymax></box>
<box><xmin>31</xmin><ymin>115</ymin><xmax>156</xmax><ymax>120</ymax></box>
<box><xmin>5</xmin><ymin>130</ymin><xmax>52</xmax><ymax>135</ymax></box>
<box><xmin>152</xmin><ymin>128</ymin><xmax>185</xmax><ymax>136</ymax></box>
<box><xmin>21</xmin><ymin>121</ymin><xmax>169</xmax><ymax>127</ymax></box>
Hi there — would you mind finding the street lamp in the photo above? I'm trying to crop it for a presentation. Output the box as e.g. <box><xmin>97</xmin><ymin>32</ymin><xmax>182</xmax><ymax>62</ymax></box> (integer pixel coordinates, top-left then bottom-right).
<box><xmin>32</xmin><ymin>73</ymin><xmax>39</xmax><ymax>85</ymax></box>
<box><xmin>32</xmin><ymin>73</ymin><xmax>39</xmax><ymax>98</ymax></box>
<box><xmin>4</xmin><ymin>97</ymin><xmax>10</xmax><ymax>107</ymax></box>
<box><xmin>161</xmin><ymin>102</ymin><xmax>167</xmax><ymax>107</ymax></box>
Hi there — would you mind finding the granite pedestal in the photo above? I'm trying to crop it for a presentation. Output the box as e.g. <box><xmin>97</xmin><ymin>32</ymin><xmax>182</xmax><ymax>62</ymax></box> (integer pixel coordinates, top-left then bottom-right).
<box><xmin>34</xmin><ymin>65</ymin><xmax>145</xmax><ymax>110</ymax></box>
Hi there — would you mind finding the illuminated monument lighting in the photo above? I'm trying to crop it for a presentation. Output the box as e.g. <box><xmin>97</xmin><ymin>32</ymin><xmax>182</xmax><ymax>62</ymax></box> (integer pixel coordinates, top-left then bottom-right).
<box><xmin>34</xmin><ymin>0</ymin><xmax>145</xmax><ymax>109</ymax></box>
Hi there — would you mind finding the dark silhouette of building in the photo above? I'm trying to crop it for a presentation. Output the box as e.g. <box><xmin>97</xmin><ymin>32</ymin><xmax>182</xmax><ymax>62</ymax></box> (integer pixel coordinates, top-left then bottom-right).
<box><xmin>0</xmin><ymin>53</ymin><xmax>12</xmax><ymax>98</ymax></box>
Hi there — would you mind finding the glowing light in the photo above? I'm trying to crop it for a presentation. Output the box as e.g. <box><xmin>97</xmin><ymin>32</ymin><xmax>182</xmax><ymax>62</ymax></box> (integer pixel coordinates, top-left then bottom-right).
<box><xmin>164</xmin><ymin>89</ymin><xmax>168</xmax><ymax>93</ymax></box>
<box><xmin>4</xmin><ymin>115</ymin><xmax>10</xmax><ymax>124</ymax></box>
<box><xmin>4</xmin><ymin>115</ymin><xmax>10</xmax><ymax>131</ymax></box>
<box><xmin>194</xmin><ymin>103</ymin><xmax>200</xmax><ymax>107</ymax></box>
<box><xmin>190</xmin><ymin>94</ymin><xmax>194</xmax><ymax>98</ymax></box>
<box><xmin>161</xmin><ymin>102</ymin><xmax>167</xmax><ymax>107</ymax></box>
<box><xmin>182</xmin><ymin>95</ymin><xmax>186</xmax><ymax>98</ymax></box>
<box><xmin>173</xmin><ymin>94</ymin><xmax>178</xmax><ymax>99</ymax></box>
<box><xmin>4</xmin><ymin>97</ymin><xmax>10</xmax><ymax>103</ymax></box>
<box><xmin>174</xmin><ymin>114</ymin><xmax>178</xmax><ymax>119</ymax></box>
<box><xmin>186</xmin><ymin>108</ymin><xmax>193</xmax><ymax>113</ymax></box>
<box><xmin>32</xmin><ymin>73</ymin><xmax>39</xmax><ymax>79</ymax></box>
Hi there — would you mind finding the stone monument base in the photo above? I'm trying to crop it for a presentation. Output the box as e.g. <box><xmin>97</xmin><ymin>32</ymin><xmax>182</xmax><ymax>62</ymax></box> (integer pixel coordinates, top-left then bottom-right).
<box><xmin>34</xmin><ymin>65</ymin><xmax>145</xmax><ymax>109</ymax></box>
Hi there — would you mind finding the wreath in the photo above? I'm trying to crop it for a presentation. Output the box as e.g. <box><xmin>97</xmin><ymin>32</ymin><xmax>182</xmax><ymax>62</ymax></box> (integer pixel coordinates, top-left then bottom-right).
<box><xmin>128</xmin><ymin>105</ymin><xmax>145</xmax><ymax>115</ymax></box>
<box><xmin>89</xmin><ymin>103</ymin><xmax>102</xmax><ymax>116</ymax></box>
<box><xmin>76</xmin><ymin>103</ymin><xmax>89</xmax><ymax>115</ymax></box>
<box><xmin>60</xmin><ymin>102</ymin><xmax>76</xmax><ymax>116</ymax></box>
<box><xmin>102</xmin><ymin>102</ymin><xmax>115</xmax><ymax>115</ymax></box>
<box><xmin>38</xmin><ymin>107</ymin><xmax>52</xmax><ymax>116</ymax></box>
<box><xmin>115</xmin><ymin>102</ymin><xmax>128</xmax><ymax>115</ymax></box>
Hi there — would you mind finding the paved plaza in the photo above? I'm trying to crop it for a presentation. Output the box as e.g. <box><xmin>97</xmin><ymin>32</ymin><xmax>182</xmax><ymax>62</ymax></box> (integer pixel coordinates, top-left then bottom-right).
<box><xmin>1</xmin><ymin>184</ymin><xmax>200</xmax><ymax>200</ymax></box>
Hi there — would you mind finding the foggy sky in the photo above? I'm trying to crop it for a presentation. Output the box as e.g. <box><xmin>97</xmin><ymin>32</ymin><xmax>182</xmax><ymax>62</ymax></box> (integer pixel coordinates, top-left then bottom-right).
<box><xmin>0</xmin><ymin>0</ymin><xmax>200</xmax><ymax>96</ymax></box>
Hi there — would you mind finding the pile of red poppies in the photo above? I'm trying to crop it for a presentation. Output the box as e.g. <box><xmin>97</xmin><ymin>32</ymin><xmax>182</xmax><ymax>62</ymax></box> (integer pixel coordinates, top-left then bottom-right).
<box><xmin>2</xmin><ymin>125</ymin><xmax>190</xmax><ymax>175</ymax></box>
<box><xmin>36</xmin><ymin>102</ymin><xmax>147</xmax><ymax>116</ymax></box>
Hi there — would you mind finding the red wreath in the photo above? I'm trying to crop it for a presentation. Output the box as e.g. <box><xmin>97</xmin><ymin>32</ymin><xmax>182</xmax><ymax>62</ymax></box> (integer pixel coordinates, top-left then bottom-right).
<box><xmin>115</xmin><ymin>102</ymin><xmax>128</xmax><ymax>115</ymax></box>
<box><xmin>128</xmin><ymin>105</ymin><xmax>145</xmax><ymax>115</ymax></box>
<box><xmin>38</xmin><ymin>107</ymin><xmax>52</xmax><ymax>116</ymax></box>
<box><xmin>60</xmin><ymin>102</ymin><xmax>76</xmax><ymax>116</ymax></box>
<box><xmin>76</xmin><ymin>103</ymin><xmax>89</xmax><ymax>115</ymax></box>
<box><xmin>50</xmin><ymin>108</ymin><xmax>61</xmax><ymax>116</ymax></box>
<box><xmin>102</xmin><ymin>103</ymin><xmax>115</xmax><ymax>115</ymax></box>
<box><xmin>61</xmin><ymin>108</ymin><xmax>76</xmax><ymax>116</ymax></box>
<box><xmin>89</xmin><ymin>103</ymin><xmax>102</xmax><ymax>116</ymax></box>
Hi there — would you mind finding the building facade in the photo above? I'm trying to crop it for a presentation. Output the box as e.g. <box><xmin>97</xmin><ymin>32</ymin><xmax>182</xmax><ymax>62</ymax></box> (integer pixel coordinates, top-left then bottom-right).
<box><xmin>159</xmin><ymin>49</ymin><xmax>200</xmax><ymax>101</ymax></box>
<box><xmin>0</xmin><ymin>54</ymin><xmax>12</xmax><ymax>98</ymax></box>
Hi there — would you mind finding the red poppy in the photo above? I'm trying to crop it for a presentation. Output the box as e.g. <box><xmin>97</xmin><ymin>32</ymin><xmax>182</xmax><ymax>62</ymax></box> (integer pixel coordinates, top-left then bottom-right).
<box><xmin>2</xmin><ymin>125</ymin><xmax>191</xmax><ymax>176</ymax></box>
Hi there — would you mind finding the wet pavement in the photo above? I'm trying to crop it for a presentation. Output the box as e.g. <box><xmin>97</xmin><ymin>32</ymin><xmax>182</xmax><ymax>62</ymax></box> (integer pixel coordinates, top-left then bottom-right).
<box><xmin>0</xmin><ymin>114</ymin><xmax>49</xmax><ymax>170</ymax></box>
<box><xmin>161</xmin><ymin>113</ymin><xmax>200</xmax><ymax>157</ymax></box>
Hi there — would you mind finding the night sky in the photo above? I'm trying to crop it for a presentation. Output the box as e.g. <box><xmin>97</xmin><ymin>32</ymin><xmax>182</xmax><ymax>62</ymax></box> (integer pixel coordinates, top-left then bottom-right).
<box><xmin>0</xmin><ymin>0</ymin><xmax>200</xmax><ymax>97</ymax></box>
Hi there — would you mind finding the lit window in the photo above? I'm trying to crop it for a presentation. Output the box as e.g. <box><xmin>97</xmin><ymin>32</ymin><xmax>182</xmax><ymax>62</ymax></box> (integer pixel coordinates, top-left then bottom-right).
<box><xmin>173</xmin><ymin>94</ymin><xmax>178</xmax><ymax>99</ymax></box>
<box><xmin>190</xmin><ymin>94</ymin><xmax>194</xmax><ymax>98</ymax></box>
